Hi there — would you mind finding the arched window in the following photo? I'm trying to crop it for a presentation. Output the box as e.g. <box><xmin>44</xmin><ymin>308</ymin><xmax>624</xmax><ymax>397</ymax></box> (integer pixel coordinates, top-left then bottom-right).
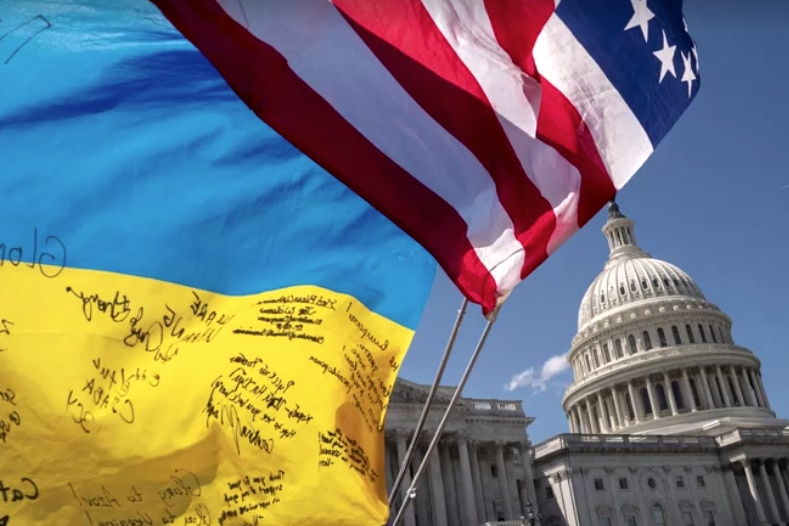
<box><xmin>619</xmin><ymin>284</ymin><xmax>626</xmax><ymax>296</ymax></box>
<box><xmin>652</xmin><ymin>504</ymin><xmax>666</xmax><ymax>526</ymax></box>
<box><xmin>585</xmin><ymin>354</ymin><xmax>592</xmax><ymax>372</ymax></box>
<box><xmin>656</xmin><ymin>383</ymin><xmax>669</xmax><ymax>412</ymax></box>
<box><xmin>614</xmin><ymin>339</ymin><xmax>624</xmax><ymax>359</ymax></box>
<box><xmin>593</xmin><ymin>350</ymin><xmax>600</xmax><ymax>368</ymax></box>
<box><xmin>643</xmin><ymin>331</ymin><xmax>653</xmax><ymax>351</ymax></box>
<box><xmin>657</xmin><ymin>328</ymin><xmax>668</xmax><ymax>348</ymax></box>
<box><xmin>672</xmin><ymin>325</ymin><xmax>682</xmax><ymax>345</ymax></box>
<box><xmin>709</xmin><ymin>325</ymin><xmax>717</xmax><ymax>343</ymax></box>
<box><xmin>689</xmin><ymin>378</ymin><xmax>701</xmax><ymax>408</ymax></box>
<box><xmin>685</xmin><ymin>324</ymin><xmax>695</xmax><ymax>344</ymax></box>
<box><xmin>630</xmin><ymin>281</ymin><xmax>638</xmax><ymax>292</ymax></box>
<box><xmin>698</xmin><ymin>324</ymin><xmax>707</xmax><ymax>343</ymax></box>
<box><xmin>719</xmin><ymin>326</ymin><xmax>726</xmax><ymax>344</ymax></box>
<box><xmin>628</xmin><ymin>335</ymin><xmax>638</xmax><ymax>355</ymax></box>
<box><xmin>641</xmin><ymin>387</ymin><xmax>652</xmax><ymax>415</ymax></box>
<box><xmin>671</xmin><ymin>380</ymin><xmax>685</xmax><ymax>409</ymax></box>
<box><xmin>603</xmin><ymin>343</ymin><xmax>611</xmax><ymax>363</ymax></box>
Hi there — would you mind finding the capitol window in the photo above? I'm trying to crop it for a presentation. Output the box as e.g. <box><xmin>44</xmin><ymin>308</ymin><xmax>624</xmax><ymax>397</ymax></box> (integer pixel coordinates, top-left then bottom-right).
<box><xmin>696</xmin><ymin>475</ymin><xmax>706</xmax><ymax>487</ymax></box>
<box><xmin>643</xmin><ymin>331</ymin><xmax>653</xmax><ymax>350</ymax></box>
<box><xmin>651</xmin><ymin>504</ymin><xmax>666</xmax><ymax>526</ymax></box>
<box><xmin>618</xmin><ymin>477</ymin><xmax>629</xmax><ymax>489</ymax></box>
<box><xmin>682</xmin><ymin>511</ymin><xmax>695</xmax><ymax>526</ymax></box>
<box><xmin>698</xmin><ymin>324</ymin><xmax>707</xmax><ymax>343</ymax></box>
<box><xmin>614</xmin><ymin>339</ymin><xmax>624</xmax><ymax>359</ymax></box>
<box><xmin>594</xmin><ymin>478</ymin><xmax>605</xmax><ymax>490</ymax></box>
<box><xmin>675</xmin><ymin>476</ymin><xmax>685</xmax><ymax>488</ymax></box>
<box><xmin>672</xmin><ymin>325</ymin><xmax>682</xmax><ymax>345</ymax></box>
<box><xmin>656</xmin><ymin>384</ymin><xmax>669</xmax><ymax>412</ymax></box>
<box><xmin>703</xmin><ymin>510</ymin><xmax>715</xmax><ymax>526</ymax></box>
<box><xmin>709</xmin><ymin>325</ymin><xmax>717</xmax><ymax>343</ymax></box>
<box><xmin>626</xmin><ymin>516</ymin><xmax>638</xmax><ymax>526</ymax></box>
<box><xmin>657</xmin><ymin>328</ymin><xmax>667</xmax><ymax>347</ymax></box>
<box><xmin>685</xmin><ymin>324</ymin><xmax>695</xmax><ymax>343</ymax></box>
<box><xmin>600</xmin><ymin>518</ymin><xmax>612</xmax><ymax>526</ymax></box>
<box><xmin>628</xmin><ymin>335</ymin><xmax>637</xmax><ymax>354</ymax></box>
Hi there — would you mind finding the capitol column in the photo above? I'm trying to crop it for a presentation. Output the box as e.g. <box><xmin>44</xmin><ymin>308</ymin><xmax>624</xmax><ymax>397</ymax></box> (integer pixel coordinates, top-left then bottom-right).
<box><xmin>596</xmin><ymin>392</ymin><xmax>610</xmax><ymax>432</ymax></box>
<box><xmin>428</xmin><ymin>447</ymin><xmax>448</xmax><ymax>526</ymax></box>
<box><xmin>469</xmin><ymin>442</ymin><xmax>487</xmax><ymax>524</ymax></box>
<box><xmin>756</xmin><ymin>371</ymin><xmax>771</xmax><ymax>409</ymax></box>
<box><xmin>715</xmin><ymin>366</ymin><xmax>732</xmax><ymax>407</ymax></box>
<box><xmin>744</xmin><ymin>459</ymin><xmax>768</xmax><ymax>524</ymax></box>
<box><xmin>759</xmin><ymin>459</ymin><xmax>781</xmax><ymax>524</ymax></box>
<box><xmin>748</xmin><ymin>369</ymin><xmax>765</xmax><ymax>407</ymax></box>
<box><xmin>740</xmin><ymin>367</ymin><xmax>756</xmax><ymax>406</ymax></box>
<box><xmin>663</xmin><ymin>372</ymin><xmax>678</xmax><ymax>416</ymax></box>
<box><xmin>627</xmin><ymin>381</ymin><xmax>642</xmax><ymax>424</ymax></box>
<box><xmin>611</xmin><ymin>387</ymin><xmax>624</xmax><ymax>429</ymax></box>
<box><xmin>699</xmin><ymin>367</ymin><xmax>715</xmax><ymax>409</ymax></box>
<box><xmin>457</xmin><ymin>433</ymin><xmax>479</xmax><ymax>525</ymax></box>
<box><xmin>395</xmin><ymin>430</ymin><xmax>417</xmax><ymax>526</ymax></box>
<box><xmin>729</xmin><ymin>367</ymin><xmax>745</xmax><ymax>406</ymax></box>
<box><xmin>772</xmin><ymin>459</ymin><xmax>789</xmax><ymax>524</ymax></box>
<box><xmin>495</xmin><ymin>441</ymin><xmax>514</xmax><ymax>519</ymax></box>
<box><xmin>645</xmin><ymin>376</ymin><xmax>660</xmax><ymax>419</ymax></box>
<box><xmin>682</xmin><ymin>369</ymin><xmax>697</xmax><ymax>412</ymax></box>
<box><xmin>440</xmin><ymin>441</ymin><xmax>460</xmax><ymax>526</ymax></box>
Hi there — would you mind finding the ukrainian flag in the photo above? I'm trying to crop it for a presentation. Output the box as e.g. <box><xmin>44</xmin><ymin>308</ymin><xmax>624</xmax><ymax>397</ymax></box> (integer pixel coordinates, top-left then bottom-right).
<box><xmin>0</xmin><ymin>2</ymin><xmax>435</xmax><ymax>525</ymax></box>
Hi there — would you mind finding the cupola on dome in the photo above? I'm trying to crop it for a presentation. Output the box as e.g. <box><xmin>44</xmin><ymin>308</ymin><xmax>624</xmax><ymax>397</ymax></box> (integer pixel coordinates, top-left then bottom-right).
<box><xmin>577</xmin><ymin>200</ymin><xmax>706</xmax><ymax>331</ymax></box>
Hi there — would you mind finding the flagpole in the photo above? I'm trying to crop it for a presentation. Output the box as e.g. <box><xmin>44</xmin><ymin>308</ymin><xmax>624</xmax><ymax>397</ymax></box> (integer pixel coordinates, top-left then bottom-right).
<box><xmin>387</xmin><ymin>297</ymin><xmax>469</xmax><ymax>507</ymax></box>
<box><xmin>389</xmin><ymin>306</ymin><xmax>500</xmax><ymax>526</ymax></box>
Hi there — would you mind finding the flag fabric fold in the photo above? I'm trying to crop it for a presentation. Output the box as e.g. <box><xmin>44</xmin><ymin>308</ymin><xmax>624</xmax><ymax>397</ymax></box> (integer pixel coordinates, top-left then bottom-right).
<box><xmin>0</xmin><ymin>1</ymin><xmax>435</xmax><ymax>525</ymax></box>
<box><xmin>150</xmin><ymin>0</ymin><xmax>701</xmax><ymax>315</ymax></box>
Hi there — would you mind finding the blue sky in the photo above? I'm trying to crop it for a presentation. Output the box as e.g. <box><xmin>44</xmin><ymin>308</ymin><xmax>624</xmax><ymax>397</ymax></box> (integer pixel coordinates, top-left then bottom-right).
<box><xmin>400</xmin><ymin>0</ymin><xmax>789</xmax><ymax>444</ymax></box>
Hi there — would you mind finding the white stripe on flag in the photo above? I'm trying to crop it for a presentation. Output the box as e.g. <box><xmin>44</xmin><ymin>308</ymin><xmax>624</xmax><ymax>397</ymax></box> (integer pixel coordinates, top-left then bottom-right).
<box><xmin>422</xmin><ymin>0</ymin><xmax>581</xmax><ymax>255</ymax></box>
<box><xmin>533</xmin><ymin>14</ymin><xmax>654</xmax><ymax>190</ymax></box>
<box><xmin>217</xmin><ymin>0</ymin><xmax>525</xmax><ymax>293</ymax></box>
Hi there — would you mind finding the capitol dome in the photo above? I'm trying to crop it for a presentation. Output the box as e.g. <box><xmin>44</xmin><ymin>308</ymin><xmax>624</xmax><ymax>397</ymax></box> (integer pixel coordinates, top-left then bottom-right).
<box><xmin>562</xmin><ymin>200</ymin><xmax>787</xmax><ymax>436</ymax></box>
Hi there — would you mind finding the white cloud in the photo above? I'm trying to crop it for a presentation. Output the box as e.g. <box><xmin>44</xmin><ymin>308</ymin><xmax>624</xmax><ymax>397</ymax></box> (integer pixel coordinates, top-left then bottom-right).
<box><xmin>505</xmin><ymin>353</ymin><xmax>570</xmax><ymax>392</ymax></box>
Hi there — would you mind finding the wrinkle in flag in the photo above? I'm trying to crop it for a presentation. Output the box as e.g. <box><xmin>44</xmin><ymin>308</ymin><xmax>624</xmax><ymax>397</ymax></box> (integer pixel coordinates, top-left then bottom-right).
<box><xmin>0</xmin><ymin>2</ymin><xmax>435</xmax><ymax>525</ymax></box>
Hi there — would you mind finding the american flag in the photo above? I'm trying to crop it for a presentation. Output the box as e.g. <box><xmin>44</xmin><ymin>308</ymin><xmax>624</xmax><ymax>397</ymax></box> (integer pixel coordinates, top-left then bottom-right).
<box><xmin>151</xmin><ymin>0</ymin><xmax>700</xmax><ymax>315</ymax></box>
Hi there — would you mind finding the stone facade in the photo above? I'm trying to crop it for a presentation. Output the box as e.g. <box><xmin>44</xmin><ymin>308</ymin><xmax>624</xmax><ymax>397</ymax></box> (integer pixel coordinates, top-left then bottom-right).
<box><xmin>384</xmin><ymin>378</ymin><xmax>538</xmax><ymax>525</ymax></box>
<box><xmin>533</xmin><ymin>201</ymin><xmax>789</xmax><ymax>526</ymax></box>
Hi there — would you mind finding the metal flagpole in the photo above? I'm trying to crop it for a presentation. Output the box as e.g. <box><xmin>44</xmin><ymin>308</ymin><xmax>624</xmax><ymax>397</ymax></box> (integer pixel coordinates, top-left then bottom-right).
<box><xmin>389</xmin><ymin>306</ymin><xmax>500</xmax><ymax>526</ymax></box>
<box><xmin>388</xmin><ymin>297</ymin><xmax>469</xmax><ymax>507</ymax></box>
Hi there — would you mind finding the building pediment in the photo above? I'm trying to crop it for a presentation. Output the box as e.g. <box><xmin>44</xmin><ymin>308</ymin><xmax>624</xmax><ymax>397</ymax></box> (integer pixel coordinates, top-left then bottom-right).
<box><xmin>390</xmin><ymin>378</ymin><xmax>456</xmax><ymax>406</ymax></box>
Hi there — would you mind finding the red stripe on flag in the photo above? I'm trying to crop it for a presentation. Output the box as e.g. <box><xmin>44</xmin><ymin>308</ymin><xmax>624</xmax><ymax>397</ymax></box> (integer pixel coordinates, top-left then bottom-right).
<box><xmin>149</xmin><ymin>0</ymin><xmax>500</xmax><ymax>312</ymax></box>
<box><xmin>483</xmin><ymin>0</ymin><xmax>554</xmax><ymax>79</ymax></box>
<box><xmin>485</xmin><ymin>1</ymin><xmax>615</xmax><ymax>229</ymax></box>
<box><xmin>333</xmin><ymin>0</ymin><xmax>556</xmax><ymax>282</ymax></box>
<box><xmin>536</xmin><ymin>80</ymin><xmax>616</xmax><ymax>227</ymax></box>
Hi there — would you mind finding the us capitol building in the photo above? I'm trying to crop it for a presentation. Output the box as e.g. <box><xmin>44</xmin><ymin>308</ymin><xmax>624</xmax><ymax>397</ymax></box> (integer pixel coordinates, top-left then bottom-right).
<box><xmin>384</xmin><ymin>201</ymin><xmax>789</xmax><ymax>526</ymax></box>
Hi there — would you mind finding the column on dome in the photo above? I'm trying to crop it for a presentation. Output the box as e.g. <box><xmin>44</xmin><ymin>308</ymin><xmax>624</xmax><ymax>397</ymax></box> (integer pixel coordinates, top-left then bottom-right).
<box><xmin>585</xmin><ymin>399</ymin><xmax>598</xmax><ymax>434</ymax></box>
<box><xmin>740</xmin><ymin>367</ymin><xmax>756</xmax><ymax>406</ymax></box>
<box><xmin>729</xmin><ymin>367</ymin><xmax>745</xmax><ymax>406</ymax></box>
<box><xmin>645</xmin><ymin>375</ymin><xmax>659</xmax><ymax>419</ymax></box>
<box><xmin>596</xmin><ymin>392</ymin><xmax>610</xmax><ymax>432</ymax></box>
<box><xmin>715</xmin><ymin>366</ymin><xmax>732</xmax><ymax>407</ymax></box>
<box><xmin>747</xmin><ymin>369</ymin><xmax>764</xmax><ymax>407</ymax></box>
<box><xmin>743</xmin><ymin>459</ymin><xmax>768</xmax><ymax>524</ymax></box>
<box><xmin>771</xmin><ymin>459</ymin><xmax>789</xmax><ymax>523</ymax></box>
<box><xmin>756</xmin><ymin>371</ymin><xmax>771</xmax><ymax>409</ymax></box>
<box><xmin>611</xmin><ymin>386</ymin><xmax>624</xmax><ymax>430</ymax></box>
<box><xmin>682</xmin><ymin>369</ymin><xmax>697</xmax><ymax>412</ymax></box>
<box><xmin>579</xmin><ymin>404</ymin><xmax>591</xmax><ymax>433</ymax></box>
<box><xmin>663</xmin><ymin>372</ymin><xmax>678</xmax><ymax>416</ymax></box>
<box><xmin>758</xmin><ymin>459</ymin><xmax>781</xmax><ymax>524</ymax></box>
<box><xmin>573</xmin><ymin>407</ymin><xmax>583</xmax><ymax>433</ymax></box>
<box><xmin>699</xmin><ymin>367</ymin><xmax>715</xmax><ymax>409</ymax></box>
<box><xmin>627</xmin><ymin>381</ymin><xmax>642</xmax><ymax>424</ymax></box>
<box><xmin>495</xmin><ymin>441</ymin><xmax>514</xmax><ymax>520</ymax></box>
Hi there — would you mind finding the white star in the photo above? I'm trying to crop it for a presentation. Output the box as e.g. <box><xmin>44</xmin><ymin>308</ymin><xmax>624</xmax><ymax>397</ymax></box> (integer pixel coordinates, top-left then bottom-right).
<box><xmin>625</xmin><ymin>0</ymin><xmax>655</xmax><ymax>42</ymax></box>
<box><xmin>653</xmin><ymin>31</ymin><xmax>677</xmax><ymax>83</ymax></box>
<box><xmin>681</xmin><ymin>51</ymin><xmax>696</xmax><ymax>97</ymax></box>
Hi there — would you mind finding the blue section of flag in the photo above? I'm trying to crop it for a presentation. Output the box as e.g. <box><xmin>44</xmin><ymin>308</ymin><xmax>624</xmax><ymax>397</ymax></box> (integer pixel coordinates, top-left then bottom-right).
<box><xmin>0</xmin><ymin>0</ymin><xmax>436</xmax><ymax>328</ymax></box>
<box><xmin>556</xmin><ymin>0</ymin><xmax>699</xmax><ymax>146</ymax></box>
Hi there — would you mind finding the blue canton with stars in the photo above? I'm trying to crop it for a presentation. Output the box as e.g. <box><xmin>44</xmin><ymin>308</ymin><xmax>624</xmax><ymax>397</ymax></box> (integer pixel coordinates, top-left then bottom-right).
<box><xmin>556</xmin><ymin>0</ymin><xmax>700</xmax><ymax>146</ymax></box>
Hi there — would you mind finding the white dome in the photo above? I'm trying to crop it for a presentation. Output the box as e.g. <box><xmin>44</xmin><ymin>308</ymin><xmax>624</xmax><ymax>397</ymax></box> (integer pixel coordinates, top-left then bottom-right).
<box><xmin>562</xmin><ymin>200</ymin><xmax>784</xmax><ymax>438</ymax></box>
<box><xmin>578</xmin><ymin>256</ymin><xmax>706</xmax><ymax>331</ymax></box>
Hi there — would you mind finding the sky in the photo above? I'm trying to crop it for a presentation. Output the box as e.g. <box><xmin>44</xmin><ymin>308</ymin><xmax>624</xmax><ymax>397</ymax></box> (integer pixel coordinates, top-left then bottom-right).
<box><xmin>400</xmin><ymin>0</ymin><xmax>789</xmax><ymax>445</ymax></box>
